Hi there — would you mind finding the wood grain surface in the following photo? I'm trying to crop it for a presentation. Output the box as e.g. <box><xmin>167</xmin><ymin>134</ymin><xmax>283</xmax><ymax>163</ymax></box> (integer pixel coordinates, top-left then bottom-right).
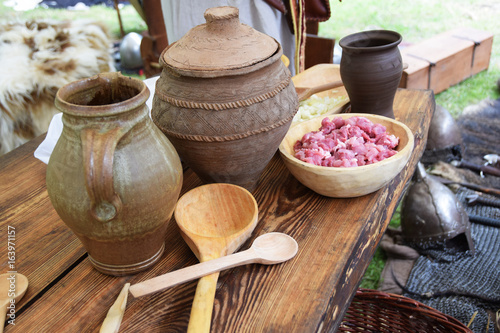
<box><xmin>0</xmin><ymin>135</ymin><xmax>86</xmax><ymax>314</ymax></box>
<box><xmin>1</xmin><ymin>89</ymin><xmax>434</xmax><ymax>332</ymax></box>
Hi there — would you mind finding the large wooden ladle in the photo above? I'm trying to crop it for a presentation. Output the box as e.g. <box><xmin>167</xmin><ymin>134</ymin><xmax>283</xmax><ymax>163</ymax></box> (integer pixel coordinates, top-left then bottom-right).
<box><xmin>174</xmin><ymin>183</ymin><xmax>259</xmax><ymax>333</ymax></box>
<box><xmin>0</xmin><ymin>273</ymin><xmax>28</xmax><ymax>333</ymax></box>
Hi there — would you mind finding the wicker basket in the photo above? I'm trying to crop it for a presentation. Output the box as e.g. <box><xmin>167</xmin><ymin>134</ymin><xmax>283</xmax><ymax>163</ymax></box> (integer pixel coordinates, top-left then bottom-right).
<box><xmin>338</xmin><ymin>289</ymin><xmax>473</xmax><ymax>333</ymax></box>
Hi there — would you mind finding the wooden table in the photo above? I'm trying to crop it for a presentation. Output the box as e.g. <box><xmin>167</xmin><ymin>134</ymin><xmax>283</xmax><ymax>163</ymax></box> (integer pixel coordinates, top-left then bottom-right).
<box><xmin>0</xmin><ymin>89</ymin><xmax>434</xmax><ymax>332</ymax></box>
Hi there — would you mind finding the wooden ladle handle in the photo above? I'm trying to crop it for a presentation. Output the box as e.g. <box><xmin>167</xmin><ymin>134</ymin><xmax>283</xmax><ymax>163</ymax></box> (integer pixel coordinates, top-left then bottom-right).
<box><xmin>187</xmin><ymin>272</ymin><xmax>220</xmax><ymax>333</ymax></box>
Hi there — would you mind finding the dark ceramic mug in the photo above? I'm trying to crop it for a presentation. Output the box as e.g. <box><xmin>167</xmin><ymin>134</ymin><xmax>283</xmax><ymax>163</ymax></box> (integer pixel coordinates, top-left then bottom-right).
<box><xmin>339</xmin><ymin>30</ymin><xmax>403</xmax><ymax>119</ymax></box>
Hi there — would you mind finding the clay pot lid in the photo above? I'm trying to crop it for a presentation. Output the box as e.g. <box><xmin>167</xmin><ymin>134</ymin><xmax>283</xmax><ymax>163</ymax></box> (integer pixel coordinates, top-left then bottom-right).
<box><xmin>162</xmin><ymin>6</ymin><xmax>278</xmax><ymax>73</ymax></box>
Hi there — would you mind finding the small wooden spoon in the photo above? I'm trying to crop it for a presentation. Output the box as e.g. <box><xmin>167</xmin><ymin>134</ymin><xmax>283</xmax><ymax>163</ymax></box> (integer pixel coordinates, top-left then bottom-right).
<box><xmin>295</xmin><ymin>80</ymin><xmax>344</xmax><ymax>102</ymax></box>
<box><xmin>129</xmin><ymin>232</ymin><xmax>298</xmax><ymax>298</ymax></box>
<box><xmin>0</xmin><ymin>273</ymin><xmax>28</xmax><ymax>333</ymax></box>
<box><xmin>174</xmin><ymin>183</ymin><xmax>259</xmax><ymax>333</ymax></box>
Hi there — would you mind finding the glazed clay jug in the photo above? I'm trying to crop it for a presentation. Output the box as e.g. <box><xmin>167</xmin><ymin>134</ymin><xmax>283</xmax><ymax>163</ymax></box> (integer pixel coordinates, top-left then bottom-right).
<box><xmin>339</xmin><ymin>30</ymin><xmax>403</xmax><ymax>119</ymax></box>
<box><xmin>151</xmin><ymin>6</ymin><xmax>299</xmax><ymax>191</ymax></box>
<box><xmin>46</xmin><ymin>72</ymin><xmax>183</xmax><ymax>276</ymax></box>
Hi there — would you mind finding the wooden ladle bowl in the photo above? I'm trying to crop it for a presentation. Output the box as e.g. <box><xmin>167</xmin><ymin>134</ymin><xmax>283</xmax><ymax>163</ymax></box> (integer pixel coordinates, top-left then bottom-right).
<box><xmin>174</xmin><ymin>183</ymin><xmax>259</xmax><ymax>332</ymax></box>
<box><xmin>175</xmin><ymin>183</ymin><xmax>259</xmax><ymax>261</ymax></box>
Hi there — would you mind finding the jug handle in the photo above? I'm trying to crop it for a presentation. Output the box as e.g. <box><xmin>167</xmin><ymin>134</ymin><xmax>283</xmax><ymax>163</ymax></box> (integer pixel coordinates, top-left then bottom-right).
<box><xmin>81</xmin><ymin>127</ymin><xmax>126</xmax><ymax>223</ymax></box>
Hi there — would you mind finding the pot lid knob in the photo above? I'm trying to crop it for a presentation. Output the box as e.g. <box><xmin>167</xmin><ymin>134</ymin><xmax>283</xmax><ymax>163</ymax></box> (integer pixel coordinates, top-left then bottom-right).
<box><xmin>162</xmin><ymin>6</ymin><xmax>279</xmax><ymax>72</ymax></box>
<box><xmin>204</xmin><ymin>6</ymin><xmax>239</xmax><ymax>32</ymax></box>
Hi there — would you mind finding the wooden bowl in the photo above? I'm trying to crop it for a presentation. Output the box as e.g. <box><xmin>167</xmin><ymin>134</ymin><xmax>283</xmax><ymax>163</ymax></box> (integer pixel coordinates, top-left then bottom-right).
<box><xmin>278</xmin><ymin>114</ymin><xmax>414</xmax><ymax>198</ymax></box>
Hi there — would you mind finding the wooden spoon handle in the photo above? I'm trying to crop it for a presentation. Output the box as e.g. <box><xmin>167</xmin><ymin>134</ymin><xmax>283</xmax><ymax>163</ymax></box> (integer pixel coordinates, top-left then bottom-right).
<box><xmin>297</xmin><ymin>80</ymin><xmax>343</xmax><ymax>101</ymax></box>
<box><xmin>129</xmin><ymin>250</ymin><xmax>255</xmax><ymax>298</ymax></box>
<box><xmin>100</xmin><ymin>283</ymin><xmax>130</xmax><ymax>333</ymax></box>
<box><xmin>308</xmin><ymin>80</ymin><xmax>344</xmax><ymax>95</ymax></box>
<box><xmin>187</xmin><ymin>272</ymin><xmax>220</xmax><ymax>333</ymax></box>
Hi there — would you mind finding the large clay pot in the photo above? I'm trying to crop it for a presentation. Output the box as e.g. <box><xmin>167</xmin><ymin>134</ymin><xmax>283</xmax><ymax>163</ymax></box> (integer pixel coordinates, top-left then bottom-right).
<box><xmin>339</xmin><ymin>30</ymin><xmax>403</xmax><ymax>119</ymax></box>
<box><xmin>46</xmin><ymin>72</ymin><xmax>183</xmax><ymax>276</ymax></box>
<box><xmin>151</xmin><ymin>6</ymin><xmax>299</xmax><ymax>191</ymax></box>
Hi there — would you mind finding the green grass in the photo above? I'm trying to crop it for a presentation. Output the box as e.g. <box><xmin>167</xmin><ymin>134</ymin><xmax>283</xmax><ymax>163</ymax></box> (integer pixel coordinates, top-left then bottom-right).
<box><xmin>360</xmin><ymin>246</ymin><xmax>387</xmax><ymax>289</ymax></box>
<box><xmin>435</xmin><ymin>70</ymin><xmax>500</xmax><ymax>116</ymax></box>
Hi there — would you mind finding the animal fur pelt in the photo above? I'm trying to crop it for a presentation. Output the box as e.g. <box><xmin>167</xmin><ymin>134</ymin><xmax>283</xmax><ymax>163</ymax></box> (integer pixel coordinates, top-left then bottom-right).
<box><xmin>0</xmin><ymin>19</ymin><xmax>115</xmax><ymax>155</ymax></box>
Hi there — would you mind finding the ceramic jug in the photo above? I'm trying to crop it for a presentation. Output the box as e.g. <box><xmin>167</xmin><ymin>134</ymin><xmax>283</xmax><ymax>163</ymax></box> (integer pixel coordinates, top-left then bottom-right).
<box><xmin>339</xmin><ymin>30</ymin><xmax>403</xmax><ymax>119</ymax></box>
<box><xmin>151</xmin><ymin>6</ymin><xmax>299</xmax><ymax>191</ymax></box>
<box><xmin>46</xmin><ymin>72</ymin><xmax>183</xmax><ymax>276</ymax></box>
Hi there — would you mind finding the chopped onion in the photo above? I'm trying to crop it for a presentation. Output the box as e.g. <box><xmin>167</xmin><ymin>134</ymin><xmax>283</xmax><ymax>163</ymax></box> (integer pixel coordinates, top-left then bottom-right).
<box><xmin>293</xmin><ymin>94</ymin><xmax>346</xmax><ymax>123</ymax></box>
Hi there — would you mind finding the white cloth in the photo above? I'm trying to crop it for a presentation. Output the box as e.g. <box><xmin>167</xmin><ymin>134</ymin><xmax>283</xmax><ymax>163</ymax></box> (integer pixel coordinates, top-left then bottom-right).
<box><xmin>161</xmin><ymin>0</ymin><xmax>295</xmax><ymax>75</ymax></box>
<box><xmin>34</xmin><ymin>112</ymin><xmax>63</xmax><ymax>164</ymax></box>
<box><xmin>34</xmin><ymin>76</ymin><xmax>159</xmax><ymax>164</ymax></box>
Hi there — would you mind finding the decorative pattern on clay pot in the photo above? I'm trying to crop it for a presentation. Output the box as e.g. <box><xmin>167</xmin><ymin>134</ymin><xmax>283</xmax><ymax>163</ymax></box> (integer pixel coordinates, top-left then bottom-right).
<box><xmin>339</xmin><ymin>30</ymin><xmax>403</xmax><ymax>119</ymax></box>
<box><xmin>46</xmin><ymin>72</ymin><xmax>183</xmax><ymax>276</ymax></box>
<box><xmin>151</xmin><ymin>6</ymin><xmax>299</xmax><ymax>191</ymax></box>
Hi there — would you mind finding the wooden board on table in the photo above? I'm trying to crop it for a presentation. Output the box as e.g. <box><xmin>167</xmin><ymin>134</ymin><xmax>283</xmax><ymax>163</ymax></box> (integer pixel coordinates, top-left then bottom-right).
<box><xmin>292</xmin><ymin>63</ymin><xmax>350</xmax><ymax>116</ymax></box>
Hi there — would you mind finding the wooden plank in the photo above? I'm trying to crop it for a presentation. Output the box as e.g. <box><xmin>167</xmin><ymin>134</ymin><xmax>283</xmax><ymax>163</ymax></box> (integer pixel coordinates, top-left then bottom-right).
<box><xmin>5</xmin><ymin>89</ymin><xmax>434</xmax><ymax>332</ymax></box>
<box><xmin>0</xmin><ymin>135</ymin><xmax>86</xmax><ymax>315</ymax></box>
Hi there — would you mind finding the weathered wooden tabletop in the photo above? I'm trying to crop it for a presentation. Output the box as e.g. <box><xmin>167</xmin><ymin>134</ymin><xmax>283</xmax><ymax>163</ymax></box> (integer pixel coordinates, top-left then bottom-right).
<box><xmin>0</xmin><ymin>88</ymin><xmax>434</xmax><ymax>332</ymax></box>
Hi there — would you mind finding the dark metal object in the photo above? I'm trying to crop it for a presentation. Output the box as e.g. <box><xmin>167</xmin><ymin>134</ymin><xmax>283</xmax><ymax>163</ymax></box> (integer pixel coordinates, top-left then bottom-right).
<box><xmin>426</xmin><ymin>105</ymin><xmax>463</xmax><ymax>151</ymax></box>
<box><xmin>466</xmin><ymin>194</ymin><xmax>500</xmax><ymax>208</ymax></box>
<box><xmin>402</xmin><ymin>163</ymin><xmax>475</xmax><ymax>254</ymax></box>
<box><xmin>468</xmin><ymin>214</ymin><xmax>500</xmax><ymax>228</ymax></box>
<box><xmin>119</xmin><ymin>32</ymin><xmax>143</xmax><ymax>69</ymax></box>
<box><xmin>452</xmin><ymin>159</ymin><xmax>500</xmax><ymax>177</ymax></box>
<box><xmin>421</xmin><ymin>105</ymin><xmax>462</xmax><ymax>165</ymax></box>
<box><xmin>429</xmin><ymin>174</ymin><xmax>500</xmax><ymax>197</ymax></box>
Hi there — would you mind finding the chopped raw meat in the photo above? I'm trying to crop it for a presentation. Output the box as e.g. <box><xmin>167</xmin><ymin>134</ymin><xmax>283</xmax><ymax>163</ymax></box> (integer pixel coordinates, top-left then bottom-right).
<box><xmin>293</xmin><ymin>116</ymin><xmax>400</xmax><ymax>167</ymax></box>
